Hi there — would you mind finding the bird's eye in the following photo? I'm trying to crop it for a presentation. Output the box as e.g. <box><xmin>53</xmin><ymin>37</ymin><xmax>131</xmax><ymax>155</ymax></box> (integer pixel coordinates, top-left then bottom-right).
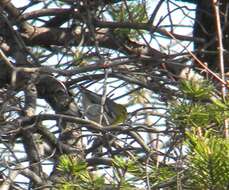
<box><xmin>55</xmin><ymin>89</ymin><xmax>65</xmax><ymax>95</ymax></box>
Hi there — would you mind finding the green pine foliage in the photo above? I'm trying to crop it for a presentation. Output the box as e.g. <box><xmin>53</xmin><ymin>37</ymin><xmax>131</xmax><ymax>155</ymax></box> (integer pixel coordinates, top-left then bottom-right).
<box><xmin>180</xmin><ymin>80</ymin><xmax>214</xmax><ymax>101</ymax></box>
<box><xmin>170</xmin><ymin>80</ymin><xmax>229</xmax><ymax>130</ymax></box>
<box><xmin>56</xmin><ymin>155</ymin><xmax>106</xmax><ymax>190</ymax></box>
<box><xmin>170</xmin><ymin>79</ymin><xmax>229</xmax><ymax>189</ymax></box>
<box><xmin>56</xmin><ymin>155</ymin><xmax>176</xmax><ymax>190</ymax></box>
<box><xmin>108</xmin><ymin>2</ymin><xmax>147</xmax><ymax>39</ymax></box>
<box><xmin>186</xmin><ymin>133</ymin><xmax>229</xmax><ymax>189</ymax></box>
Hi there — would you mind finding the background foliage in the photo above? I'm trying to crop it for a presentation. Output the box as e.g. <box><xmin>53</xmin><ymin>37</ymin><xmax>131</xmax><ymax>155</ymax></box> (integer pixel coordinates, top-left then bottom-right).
<box><xmin>0</xmin><ymin>0</ymin><xmax>228</xmax><ymax>189</ymax></box>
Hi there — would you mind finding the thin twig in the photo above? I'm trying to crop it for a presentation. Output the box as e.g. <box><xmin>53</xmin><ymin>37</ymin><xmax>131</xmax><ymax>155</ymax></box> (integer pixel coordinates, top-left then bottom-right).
<box><xmin>165</xmin><ymin>26</ymin><xmax>228</xmax><ymax>87</ymax></box>
<box><xmin>0</xmin><ymin>48</ymin><xmax>15</xmax><ymax>69</ymax></box>
<box><xmin>212</xmin><ymin>0</ymin><xmax>229</xmax><ymax>138</ymax></box>
<box><xmin>212</xmin><ymin>0</ymin><xmax>226</xmax><ymax>95</ymax></box>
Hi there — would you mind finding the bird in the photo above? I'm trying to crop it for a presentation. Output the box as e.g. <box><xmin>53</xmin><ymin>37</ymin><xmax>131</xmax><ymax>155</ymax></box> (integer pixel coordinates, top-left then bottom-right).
<box><xmin>80</xmin><ymin>87</ymin><xmax>127</xmax><ymax>126</ymax></box>
<box><xmin>80</xmin><ymin>87</ymin><xmax>128</xmax><ymax>156</ymax></box>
